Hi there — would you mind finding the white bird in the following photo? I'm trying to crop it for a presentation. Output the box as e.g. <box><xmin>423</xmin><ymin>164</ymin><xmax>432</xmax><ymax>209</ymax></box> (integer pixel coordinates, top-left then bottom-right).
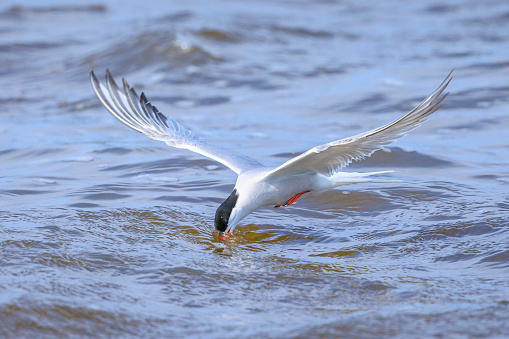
<box><xmin>90</xmin><ymin>70</ymin><xmax>451</xmax><ymax>238</ymax></box>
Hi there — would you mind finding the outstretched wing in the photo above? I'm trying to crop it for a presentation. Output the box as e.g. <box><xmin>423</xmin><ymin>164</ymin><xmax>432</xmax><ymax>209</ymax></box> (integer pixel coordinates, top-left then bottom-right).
<box><xmin>267</xmin><ymin>71</ymin><xmax>452</xmax><ymax>178</ymax></box>
<box><xmin>90</xmin><ymin>70</ymin><xmax>263</xmax><ymax>174</ymax></box>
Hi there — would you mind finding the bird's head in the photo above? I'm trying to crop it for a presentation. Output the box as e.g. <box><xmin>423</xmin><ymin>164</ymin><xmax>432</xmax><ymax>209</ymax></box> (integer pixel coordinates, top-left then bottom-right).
<box><xmin>214</xmin><ymin>189</ymin><xmax>239</xmax><ymax>233</ymax></box>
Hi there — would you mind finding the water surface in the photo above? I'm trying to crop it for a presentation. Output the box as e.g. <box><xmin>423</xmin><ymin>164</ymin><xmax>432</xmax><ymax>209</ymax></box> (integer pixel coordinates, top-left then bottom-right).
<box><xmin>1</xmin><ymin>0</ymin><xmax>509</xmax><ymax>337</ymax></box>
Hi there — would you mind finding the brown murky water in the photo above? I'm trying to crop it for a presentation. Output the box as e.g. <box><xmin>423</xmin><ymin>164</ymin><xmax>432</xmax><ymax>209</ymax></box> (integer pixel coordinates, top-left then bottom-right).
<box><xmin>1</xmin><ymin>0</ymin><xmax>509</xmax><ymax>337</ymax></box>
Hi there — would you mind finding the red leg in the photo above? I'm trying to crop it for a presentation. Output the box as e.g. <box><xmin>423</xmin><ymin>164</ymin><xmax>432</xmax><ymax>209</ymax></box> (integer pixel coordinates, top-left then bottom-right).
<box><xmin>275</xmin><ymin>190</ymin><xmax>311</xmax><ymax>209</ymax></box>
<box><xmin>286</xmin><ymin>190</ymin><xmax>310</xmax><ymax>206</ymax></box>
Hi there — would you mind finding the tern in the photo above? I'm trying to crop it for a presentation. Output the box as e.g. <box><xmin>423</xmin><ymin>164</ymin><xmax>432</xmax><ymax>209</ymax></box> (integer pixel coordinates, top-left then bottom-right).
<box><xmin>90</xmin><ymin>70</ymin><xmax>451</xmax><ymax>238</ymax></box>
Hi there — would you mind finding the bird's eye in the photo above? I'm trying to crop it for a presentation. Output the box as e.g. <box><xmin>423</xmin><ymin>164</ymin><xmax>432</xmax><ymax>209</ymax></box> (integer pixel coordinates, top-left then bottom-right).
<box><xmin>225</xmin><ymin>219</ymin><xmax>228</xmax><ymax>224</ymax></box>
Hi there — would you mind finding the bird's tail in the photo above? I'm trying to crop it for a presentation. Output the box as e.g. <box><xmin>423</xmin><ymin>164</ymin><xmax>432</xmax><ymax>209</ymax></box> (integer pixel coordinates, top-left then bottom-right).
<box><xmin>327</xmin><ymin>170</ymin><xmax>395</xmax><ymax>189</ymax></box>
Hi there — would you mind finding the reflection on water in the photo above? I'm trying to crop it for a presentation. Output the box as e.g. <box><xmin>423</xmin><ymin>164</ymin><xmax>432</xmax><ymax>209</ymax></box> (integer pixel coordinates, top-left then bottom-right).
<box><xmin>1</xmin><ymin>0</ymin><xmax>509</xmax><ymax>337</ymax></box>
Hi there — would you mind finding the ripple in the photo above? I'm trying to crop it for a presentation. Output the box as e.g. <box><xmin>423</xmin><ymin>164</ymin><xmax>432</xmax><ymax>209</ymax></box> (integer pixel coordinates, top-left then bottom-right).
<box><xmin>80</xmin><ymin>30</ymin><xmax>223</xmax><ymax>76</ymax></box>
<box><xmin>0</xmin><ymin>301</ymin><xmax>166</xmax><ymax>338</ymax></box>
<box><xmin>2</xmin><ymin>4</ymin><xmax>106</xmax><ymax>15</ymax></box>
<box><xmin>191</xmin><ymin>28</ymin><xmax>243</xmax><ymax>43</ymax></box>
<box><xmin>269</xmin><ymin>24</ymin><xmax>335</xmax><ymax>39</ymax></box>
<box><xmin>480</xmin><ymin>249</ymin><xmax>509</xmax><ymax>267</ymax></box>
<box><xmin>81</xmin><ymin>192</ymin><xmax>132</xmax><ymax>201</ymax></box>
<box><xmin>2</xmin><ymin>0</ymin><xmax>509</xmax><ymax>337</ymax></box>
<box><xmin>1</xmin><ymin>189</ymin><xmax>53</xmax><ymax>196</ymax></box>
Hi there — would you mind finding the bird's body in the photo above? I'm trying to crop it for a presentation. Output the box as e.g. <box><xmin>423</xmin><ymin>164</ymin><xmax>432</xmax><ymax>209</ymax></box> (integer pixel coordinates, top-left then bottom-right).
<box><xmin>228</xmin><ymin>168</ymin><xmax>329</xmax><ymax>229</ymax></box>
<box><xmin>236</xmin><ymin>168</ymin><xmax>376</xmax><ymax>208</ymax></box>
<box><xmin>90</xmin><ymin>70</ymin><xmax>452</xmax><ymax>236</ymax></box>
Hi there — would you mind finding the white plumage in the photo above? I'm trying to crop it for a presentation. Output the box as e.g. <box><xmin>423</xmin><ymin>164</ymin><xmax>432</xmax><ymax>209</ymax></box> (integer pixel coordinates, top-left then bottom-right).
<box><xmin>90</xmin><ymin>70</ymin><xmax>451</xmax><ymax>236</ymax></box>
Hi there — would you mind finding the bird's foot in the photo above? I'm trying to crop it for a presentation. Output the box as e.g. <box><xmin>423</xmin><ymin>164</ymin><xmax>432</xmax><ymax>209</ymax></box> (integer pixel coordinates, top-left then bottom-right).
<box><xmin>275</xmin><ymin>190</ymin><xmax>311</xmax><ymax>209</ymax></box>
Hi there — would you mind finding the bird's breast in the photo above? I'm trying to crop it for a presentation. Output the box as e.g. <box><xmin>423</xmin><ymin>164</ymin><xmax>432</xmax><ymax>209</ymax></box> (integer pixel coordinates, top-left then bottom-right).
<box><xmin>236</xmin><ymin>171</ymin><xmax>329</xmax><ymax>208</ymax></box>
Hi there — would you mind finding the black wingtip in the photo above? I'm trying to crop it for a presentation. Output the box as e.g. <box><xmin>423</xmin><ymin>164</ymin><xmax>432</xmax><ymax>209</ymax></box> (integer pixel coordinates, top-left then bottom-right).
<box><xmin>140</xmin><ymin>92</ymin><xmax>149</xmax><ymax>104</ymax></box>
<box><xmin>122</xmin><ymin>77</ymin><xmax>130</xmax><ymax>91</ymax></box>
<box><xmin>105</xmin><ymin>68</ymin><xmax>113</xmax><ymax>82</ymax></box>
<box><xmin>89</xmin><ymin>70</ymin><xmax>97</xmax><ymax>85</ymax></box>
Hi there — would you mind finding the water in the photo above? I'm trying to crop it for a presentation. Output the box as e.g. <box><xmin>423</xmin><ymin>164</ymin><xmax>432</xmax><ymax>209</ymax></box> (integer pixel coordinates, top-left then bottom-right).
<box><xmin>1</xmin><ymin>0</ymin><xmax>509</xmax><ymax>337</ymax></box>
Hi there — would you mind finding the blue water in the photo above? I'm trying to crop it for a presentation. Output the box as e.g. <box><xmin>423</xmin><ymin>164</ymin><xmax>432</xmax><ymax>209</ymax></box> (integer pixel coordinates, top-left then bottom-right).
<box><xmin>1</xmin><ymin>0</ymin><xmax>508</xmax><ymax>337</ymax></box>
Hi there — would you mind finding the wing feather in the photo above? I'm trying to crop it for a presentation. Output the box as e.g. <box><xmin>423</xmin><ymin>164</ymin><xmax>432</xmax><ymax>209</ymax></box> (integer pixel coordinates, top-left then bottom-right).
<box><xmin>90</xmin><ymin>70</ymin><xmax>263</xmax><ymax>174</ymax></box>
<box><xmin>267</xmin><ymin>71</ymin><xmax>453</xmax><ymax>178</ymax></box>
